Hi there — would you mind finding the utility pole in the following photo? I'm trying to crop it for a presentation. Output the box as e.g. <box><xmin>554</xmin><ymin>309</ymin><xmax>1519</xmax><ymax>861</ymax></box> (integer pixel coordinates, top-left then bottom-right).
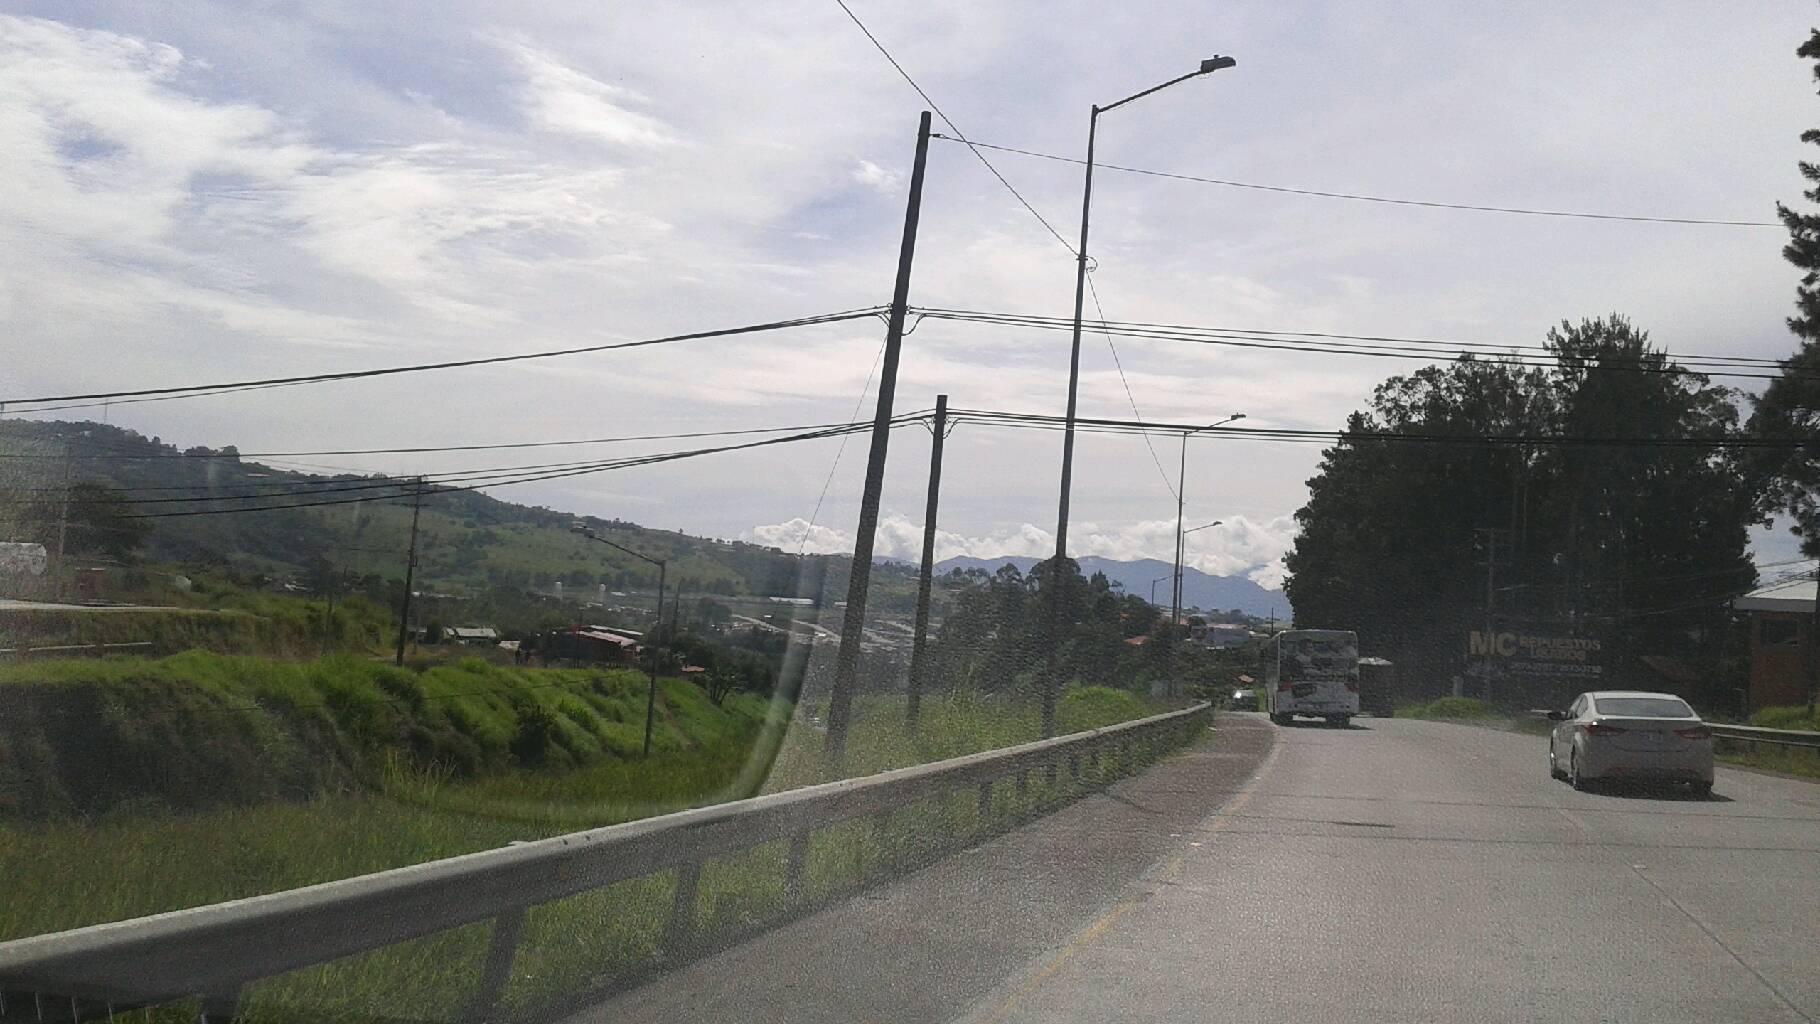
<box><xmin>906</xmin><ymin>395</ymin><xmax>949</xmax><ymax>727</ymax></box>
<box><xmin>323</xmin><ymin>560</ymin><xmax>337</xmax><ymax>656</ymax></box>
<box><xmin>1807</xmin><ymin>567</ymin><xmax>1820</xmax><ymax>713</ymax></box>
<box><xmin>825</xmin><ymin>110</ymin><xmax>932</xmax><ymax>759</ymax></box>
<box><xmin>1475</xmin><ymin>527</ymin><xmax>1507</xmax><ymax>704</ymax></box>
<box><xmin>393</xmin><ymin>477</ymin><xmax>424</xmax><ymax>667</ymax></box>
<box><xmin>647</xmin><ymin>559</ymin><xmax>667</xmax><ymax>757</ymax></box>
<box><xmin>53</xmin><ymin>441</ymin><xmax>71</xmax><ymax>602</ymax></box>
<box><xmin>573</xmin><ymin>524</ymin><xmax>667</xmax><ymax>756</ymax></box>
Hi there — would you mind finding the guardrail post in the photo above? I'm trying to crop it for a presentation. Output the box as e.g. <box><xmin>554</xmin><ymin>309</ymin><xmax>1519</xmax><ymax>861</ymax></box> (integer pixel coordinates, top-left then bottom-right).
<box><xmin>977</xmin><ymin>779</ymin><xmax>993</xmax><ymax>823</ymax></box>
<box><xmin>196</xmin><ymin>985</ymin><xmax>243</xmax><ymax>1024</ymax></box>
<box><xmin>1015</xmin><ymin>767</ymin><xmax>1029</xmax><ymax>806</ymax></box>
<box><xmin>1068</xmin><ymin>752</ymin><xmax>1080</xmax><ymax>782</ymax></box>
<box><xmin>784</xmin><ymin>829</ymin><xmax>812</xmax><ymax>903</ymax></box>
<box><xmin>464</xmin><ymin>907</ymin><xmax>525</xmax><ymax>1023</ymax></box>
<box><xmin>663</xmin><ymin>862</ymin><xmax>702</xmax><ymax>956</ymax></box>
<box><xmin>873</xmin><ymin>809</ymin><xmax>895</xmax><ymax>872</ymax></box>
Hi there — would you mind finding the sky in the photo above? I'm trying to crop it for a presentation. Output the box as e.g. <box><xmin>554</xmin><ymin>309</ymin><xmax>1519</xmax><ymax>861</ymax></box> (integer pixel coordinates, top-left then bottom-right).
<box><xmin>3</xmin><ymin>2</ymin><xmax>1817</xmax><ymax>591</ymax></box>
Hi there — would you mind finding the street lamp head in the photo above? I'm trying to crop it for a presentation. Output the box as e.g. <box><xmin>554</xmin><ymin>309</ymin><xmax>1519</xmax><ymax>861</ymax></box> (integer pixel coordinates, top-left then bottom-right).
<box><xmin>1199</xmin><ymin>55</ymin><xmax>1237</xmax><ymax>74</ymax></box>
<box><xmin>1230</xmin><ymin>413</ymin><xmax>1247</xmax><ymax>421</ymax></box>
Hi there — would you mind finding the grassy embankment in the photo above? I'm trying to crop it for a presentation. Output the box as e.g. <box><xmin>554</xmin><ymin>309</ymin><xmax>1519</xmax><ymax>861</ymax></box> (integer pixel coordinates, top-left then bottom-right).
<box><xmin>0</xmin><ymin>655</ymin><xmax>1170</xmax><ymax>1022</ymax></box>
<box><xmin>1719</xmin><ymin>705</ymin><xmax>1820</xmax><ymax>780</ymax></box>
<box><xmin>0</xmin><ymin>594</ymin><xmax>394</xmax><ymax>658</ymax></box>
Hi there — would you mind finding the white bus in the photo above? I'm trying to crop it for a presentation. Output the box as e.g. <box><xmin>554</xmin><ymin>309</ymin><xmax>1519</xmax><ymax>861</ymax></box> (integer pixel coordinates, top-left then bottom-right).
<box><xmin>1264</xmin><ymin>629</ymin><xmax>1360</xmax><ymax>727</ymax></box>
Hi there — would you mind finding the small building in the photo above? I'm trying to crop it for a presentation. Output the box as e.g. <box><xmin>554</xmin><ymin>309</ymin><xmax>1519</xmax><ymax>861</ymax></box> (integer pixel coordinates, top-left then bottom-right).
<box><xmin>552</xmin><ymin>627</ymin><xmax>643</xmax><ymax>666</ymax></box>
<box><xmin>1200</xmin><ymin>623</ymin><xmax>1251</xmax><ymax>650</ymax></box>
<box><xmin>1732</xmin><ymin>577</ymin><xmax>1812</xmax><ymax>710</ymax></box>
<box><xmin>448</xmin><ymin>627</ymin><xmax>500</xmax><ymax>646</ymax></box>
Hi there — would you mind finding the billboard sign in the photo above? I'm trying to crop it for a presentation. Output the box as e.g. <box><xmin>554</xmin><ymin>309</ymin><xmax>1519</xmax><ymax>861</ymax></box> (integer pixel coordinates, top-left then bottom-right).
<box><xmin>0</xmin><ymin>542</ymin><xmax>48</xmax><ymax>576</ymax></box>
<box><xmin>1467</xmin><ymin>630</ymin><xmax>1603</xmax><ymax>682</ymax></box>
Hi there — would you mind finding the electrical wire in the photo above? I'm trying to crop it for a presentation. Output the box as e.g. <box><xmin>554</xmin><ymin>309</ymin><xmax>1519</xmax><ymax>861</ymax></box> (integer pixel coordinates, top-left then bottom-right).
<box><xmin>118</xmin><ymin>416</ymin><xmax>928</xmax><ymax>519</ymax></box>
<box><xmin>0</xmin><ymin>307</ymin><xmax>885</xmax><ymax>410</ymax></box>
<box><xmin>1085</xmin><ymin>275</ymin><xmax>1177</xmax><ymax>502</ymax></box>
<box><xmin>0</xmin><ymin>419</ymin><xmax>890</xmax><ymax>481</ymax></box>
<box><xmin>797</xmin><ymin>337</ymin><xmax>890</xmax><ymax>555</ymax></box>
<box><xmin>916</xmin><ymin>307</ymin><xmax>1807</xmax><ymax>383</ymax></box>
<box><xmin>829</xmin><ymin>0</ymin><xmax>1076</xmax><ymax>254</ymax></box>
<box><xmin>932</xmin><ymin>137</ymin><xmax>1781</xmax><ymax>229</ymax></box>
<box><xmin>949</xmin><ymin>407</ymin><xmax>1818</xmax><ymax>451</ymax></box>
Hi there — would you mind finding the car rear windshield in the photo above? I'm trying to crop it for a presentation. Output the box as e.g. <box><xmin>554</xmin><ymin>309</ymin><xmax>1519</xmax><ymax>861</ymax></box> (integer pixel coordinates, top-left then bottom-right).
<box><xmin>1592</xmin><ymin>697</ymin><xmax>1695</xmax><ymax>718</ymax></box>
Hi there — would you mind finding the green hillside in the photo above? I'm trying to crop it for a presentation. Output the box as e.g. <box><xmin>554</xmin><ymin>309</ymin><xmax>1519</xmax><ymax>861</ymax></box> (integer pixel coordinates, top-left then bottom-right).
<box><xmin>0</xmin><ymin>419</ymin><xmax>842</xmax><ymax>609</ymax></box>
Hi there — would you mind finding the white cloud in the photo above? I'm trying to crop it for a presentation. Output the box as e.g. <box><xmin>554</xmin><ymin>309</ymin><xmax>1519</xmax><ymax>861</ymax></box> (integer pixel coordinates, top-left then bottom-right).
<box><xmin>505</xmin><ymin>40</ymin><xmax>675</xmax><ymax>148</ymax></box>
<box><xmin>741</xmin><ymin>512</ymin><xmax>1295</xmax><ymax>588</ymax></box>
<box><xmin>5</xmin><ymin>2</ymin><xmax>1811</xmax><ymax>582</ymax></box>
<box><xmin>851</xmin><ymin>159</ymin><xmax>900</xmax><ymax>194</ymax></box>
<box><xmin>743</xmin><ymin>517</ymin><xmax>850</xmax><ymax>554</ymax></box>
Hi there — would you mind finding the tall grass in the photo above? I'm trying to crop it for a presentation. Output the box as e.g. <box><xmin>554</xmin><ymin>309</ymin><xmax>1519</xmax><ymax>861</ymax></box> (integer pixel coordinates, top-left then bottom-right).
<box><xmin>764</xmin><ymin>686</ymin><xmax>1156</xmax><ymax>790</ymax></box>
<box><xmin>0</xmin><ymin>652</ymin><xmax>758</xmax><ymax>819</ymax></box>
<box><xmin>1</xmin><ymin>679</ymin><xmax>1178</xmax><ymax>1023</ymax></box>
<box><xmin>1395</xmin><ymin>696</ymin><xmax>1495</xmax><ymax>720</ymax></box>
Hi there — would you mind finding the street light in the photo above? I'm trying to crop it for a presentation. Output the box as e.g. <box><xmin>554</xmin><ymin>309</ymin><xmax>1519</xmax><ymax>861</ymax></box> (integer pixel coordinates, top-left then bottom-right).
<box><xmin>573</xmin><ymin>523</ymin><xmax>667</xmax><ymax>758</ymax></box>
<box><xmin>1149</xmin><ymin>573</ymin><xmax>1173</xmax><ymax>607</ymax></box>
<box><xmin>1052</xmin><ymin>54</ymin><xmax>1238</xmax><ymax>563</ymax></box>
<box><xmin>1172</xmin><ymin>415</ymin><xmax>1244</xmax><ymax>628</ymax></box>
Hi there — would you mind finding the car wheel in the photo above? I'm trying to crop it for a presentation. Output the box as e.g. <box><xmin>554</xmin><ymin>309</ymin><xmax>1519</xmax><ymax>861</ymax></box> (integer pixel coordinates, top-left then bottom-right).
<box><xmin>1689</xmin><ymin>780</ymin><xmax>1714</xmax><ymax>798</ymax></box>
<box><xmin>1569</xmin><ymin>750</ymin><xmax>1591</xmax><ymax>792</ymax></box>
<box><xmin>1269</xmin><ymin>713</ymin><xmax>1289</xmax><ymax>726</ymax></box>
<box><xmin>1334</xmin><ymin>716</ymin><xmax>1352</xmax><ymax>729</ymax></box>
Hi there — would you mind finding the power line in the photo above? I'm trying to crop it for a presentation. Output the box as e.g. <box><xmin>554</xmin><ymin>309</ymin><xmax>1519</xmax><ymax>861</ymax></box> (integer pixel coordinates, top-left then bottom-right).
<box><xmin>797</xmin><ymin>337</ymin><xmax>889</xmax><ymax>555</ymax></box>
<box><xmin>917</xmin><ymin>307</ymin><xmax>1806</xmax><ymax>382</ymax></box>
<box><xmin>949</xmin><ymin>407</ymin><xmax>1817</xmax><ymax>450</ymax></box>
<box><xmin>118</xmin><ymin>417</ymin><xmax>928</xmax><ymax>519</ymax></box>
<box><xmin>1084</xmin><ymin>275</ymin><xmax>1177</xmax><ymax>501</ymax></box>
<box><xmin>922</xmin><ymin>307</ymin><xmax>1789</xmax><ymax>368</ymax></box>
<box><xmin>829</xmin><ymin>0</ymin><xmax>1075</xmax><ymax>253</ymax></box>
<box><xmin>0</xmin><ymin>419</ymin><xmax>889</xmax><ymax>472</ymax></box>
<box><xmin>931</xmin><ymin>137</ymin><xmax>1781</xmax><ymax>229</ymax></box>
<box><xmin>1</xmin><ymin>307</ymin><xmax>885</xmax><ymax>410</ymax></box>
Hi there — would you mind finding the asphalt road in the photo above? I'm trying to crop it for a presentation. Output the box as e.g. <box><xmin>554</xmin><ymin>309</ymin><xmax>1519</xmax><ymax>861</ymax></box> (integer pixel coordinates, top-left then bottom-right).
<box><xmin>572</xmin><ymin>714</ymin><xmax>1820</xmax><ymax>1024</ymax></box>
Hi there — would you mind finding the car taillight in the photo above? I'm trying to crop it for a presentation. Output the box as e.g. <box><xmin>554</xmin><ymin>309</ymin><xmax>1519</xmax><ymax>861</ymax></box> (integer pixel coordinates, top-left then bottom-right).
<box><xmin>1583</xmin><ymin>722</ymin><xmax>1626</xmax><ymax>736</ymax></box>
<box><xmin>1675</xmin><ymin>726</ymin><xmax>1712</xmax><ymax>740</ymax></box>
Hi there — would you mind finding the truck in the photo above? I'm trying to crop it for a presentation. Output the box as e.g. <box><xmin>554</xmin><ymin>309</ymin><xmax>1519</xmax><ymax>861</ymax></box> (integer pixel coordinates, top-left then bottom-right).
<box><xmin>1264</xmin><ymin>629</ymin><xmax>1360</xmax><ymax>727</ymax></box>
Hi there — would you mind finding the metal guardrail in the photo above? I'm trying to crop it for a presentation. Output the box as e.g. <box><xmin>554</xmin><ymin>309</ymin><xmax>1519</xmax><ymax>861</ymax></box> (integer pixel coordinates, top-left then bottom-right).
<box><xmin>0</xmin><ymin>701</ymin><xmax>1210</xmax><ymax>1023</ymax></box>
<box><xmin>1708</xmin><ymin>722</ymin><xmax>1820</xmax><ymax>751</ymax></box>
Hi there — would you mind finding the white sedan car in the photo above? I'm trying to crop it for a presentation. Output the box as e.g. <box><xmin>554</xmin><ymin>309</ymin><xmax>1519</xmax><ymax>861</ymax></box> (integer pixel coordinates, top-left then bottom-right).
<box><xmin>1547</xmin><ymin>690</ymin><xmax>1714</xmax><ymax>795</ymax></box>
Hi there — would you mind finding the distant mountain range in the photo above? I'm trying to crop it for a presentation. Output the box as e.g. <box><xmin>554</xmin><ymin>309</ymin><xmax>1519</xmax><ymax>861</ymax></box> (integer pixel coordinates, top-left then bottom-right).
<box><xmin>932</xmin><ymin>554</ymin><xmax>1289</xmax><ymax>619</ymax></box>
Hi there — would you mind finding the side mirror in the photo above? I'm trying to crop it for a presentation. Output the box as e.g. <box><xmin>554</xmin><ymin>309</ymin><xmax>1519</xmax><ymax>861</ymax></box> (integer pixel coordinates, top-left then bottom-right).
<box><xmin>1544</xmin><ymin>709</ymin><xmax>1569</xmax><ymax>722</ymax></box>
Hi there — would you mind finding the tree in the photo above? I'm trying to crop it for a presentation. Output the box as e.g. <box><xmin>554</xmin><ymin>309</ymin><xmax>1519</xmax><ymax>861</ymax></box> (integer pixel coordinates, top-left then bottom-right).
<box><xmin>705</xmin><ymin>667</ymin><xmax>740</xmax><ymax>706</ymax></box>
<box><xmin>1286</xmin><ymin>317</ymin><xmax>1756</xmax><ymax>707</ymax></box>
<box><xmin>1751</xmin><ymin>29</ymin><xmax>1820</xmax><ymax>549</ymax></box>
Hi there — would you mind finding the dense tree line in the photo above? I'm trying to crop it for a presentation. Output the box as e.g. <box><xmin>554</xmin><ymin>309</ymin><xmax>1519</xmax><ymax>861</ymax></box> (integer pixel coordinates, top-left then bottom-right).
<box><xmin>1283</xmin><ymin>317</ymin><xmax>1756</xmax><ymax>706</ymax></box>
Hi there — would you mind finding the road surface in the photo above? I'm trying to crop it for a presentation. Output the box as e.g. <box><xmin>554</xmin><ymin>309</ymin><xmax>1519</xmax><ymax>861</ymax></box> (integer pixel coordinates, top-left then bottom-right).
<box><xmin>571</xmin><ymin>714</ymin><xmax>1820</xmax><ymax>1023</ymax></box>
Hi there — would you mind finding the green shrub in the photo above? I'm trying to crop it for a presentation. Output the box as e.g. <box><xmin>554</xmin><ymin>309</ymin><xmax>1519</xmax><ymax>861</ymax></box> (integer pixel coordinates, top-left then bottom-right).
<box><xmin>1750</xmin><ymin>705</ymin><xmax>1820</xmax><ymax>731</ymax></box>
<box><xmin>1397</xmin><ymin>696</ymin><xmax>1494</xmax><ymax>719</ymax></box>
<box><xmin>0</xmin><ymin>652</ymin><xmax>763</xmax><ymax>821</ymax></box>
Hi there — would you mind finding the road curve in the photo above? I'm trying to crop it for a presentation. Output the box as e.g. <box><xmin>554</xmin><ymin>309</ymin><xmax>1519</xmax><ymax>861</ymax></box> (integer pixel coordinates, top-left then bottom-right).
<box><xmin>958</xmin><ymin>715</ymin><xmax>1820</xmax><ymax>1024</ymax></box>
<box><xmin>572</xmin><ymin>714</ymin><xmax>1820</xmax><ymax>1024</ymax></box>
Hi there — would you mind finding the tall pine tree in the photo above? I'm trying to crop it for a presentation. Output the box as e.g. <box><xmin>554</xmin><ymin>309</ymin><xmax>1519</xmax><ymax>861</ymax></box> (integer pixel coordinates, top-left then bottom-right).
<box><xmin>1750</xmin><ymin>28</ymin><xmax>1820</xmax><ymax>548</ymax></box>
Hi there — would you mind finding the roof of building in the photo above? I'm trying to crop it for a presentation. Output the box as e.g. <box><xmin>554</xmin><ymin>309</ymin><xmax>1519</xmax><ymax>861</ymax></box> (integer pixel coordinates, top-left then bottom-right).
<box><xmin>1733</xmin><ymin>575</ymin><xmax>1817</xmax><ymax>614</ymax></box>
<box><xmin>575</xmin><ymin>629</ymin><xmax>640</xmax><ymax>648</ymax></box>
<box><xmin>449</xmin><ymin>626</ymin><xmax>498</xmax><ymax>639</ymax></box>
